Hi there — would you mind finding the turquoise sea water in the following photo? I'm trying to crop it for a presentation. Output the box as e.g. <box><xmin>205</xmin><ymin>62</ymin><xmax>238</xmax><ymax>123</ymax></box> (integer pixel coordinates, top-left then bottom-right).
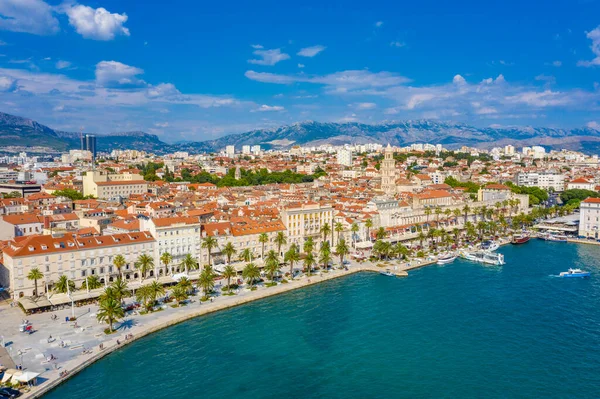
<box><xmin>45</xmin><ymin>240</ymin><xmax>600</xmax><ymax>399</ymax></box>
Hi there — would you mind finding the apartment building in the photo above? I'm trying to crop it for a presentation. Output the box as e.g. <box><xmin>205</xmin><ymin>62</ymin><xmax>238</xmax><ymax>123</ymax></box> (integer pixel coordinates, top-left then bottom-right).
<box><xmin>0</xmin><ymin>213</ymin><xmax>43</xmax><ymax>240</ymax></box>
<box><xmin>515</xmin><ymin>172</ymin><xmax>565</xmax><ymax>191</ymax></box>
<box><xmin>578</xmin><ymin>198</ymin><xmax>600</xmax><ymax>239</ymax></box>
<box><xmin>281</xmin><ymin>202</ymin><xmax>334</xmax><ymax>246</ymax></box>
<box><xmin>83</xmin><ymin>170</ymin><xmax>148</xmax><ymax>199</ymax></box>
<box><xmin>0</xmin><ymin>232</ymin><xmax>155</xmax><ymax>299</ymax></box>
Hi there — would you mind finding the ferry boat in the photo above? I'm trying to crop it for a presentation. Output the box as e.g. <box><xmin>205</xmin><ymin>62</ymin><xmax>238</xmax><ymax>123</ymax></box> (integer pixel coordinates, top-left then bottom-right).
<box><xmin>559</xmin><ymin>268</ymin><xmax>590</xmax><ymax>278</ymax></box>
<box><xmin>481</xmin><ymin>240</ymin><xmax>500</xmax><ymax>252</ymax></box>
<box><xmin>538</xmin><ymin>232</ymin><xmax>568</xmax><ymax>242</ymax></box>
<box><xmin>379</xmin><ymin>270</ymin><xmax>395</xmax><ymax>277</ymax></box>
<box><xmin>511</xmin><ymin>233</ymin><xmax>530</xmax><ymax>245</ymax></box>
<box><xmin>437</xmin><ymin>253</ymin><xmax>457</xmax><ymax>265</ymax></box>
<box><xmin>459</xmin><ymin>250</ymin><xmax>505</xmax><ymax>266</ymax></box>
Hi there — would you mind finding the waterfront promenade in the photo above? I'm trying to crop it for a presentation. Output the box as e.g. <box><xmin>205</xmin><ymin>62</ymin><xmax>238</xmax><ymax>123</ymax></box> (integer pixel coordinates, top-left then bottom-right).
<box><xmin>2</xmin><ymin>259</ymin><xmax>429</xmax><ymax>399</ymax></box>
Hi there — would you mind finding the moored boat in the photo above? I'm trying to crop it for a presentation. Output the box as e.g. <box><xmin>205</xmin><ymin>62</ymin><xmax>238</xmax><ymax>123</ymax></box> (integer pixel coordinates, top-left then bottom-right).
<box><xmin>538</xmin><ymin>232</ymin><xmax>568</xmax><ymax>242</ymax></box>
<box><xmin>437</xmin><ymin>254</ymin><xmax>457</xmax><ymax>265</ymax></box>
<box><xmin>459</xmin><ymin>250</ymin><xmax>505</xmax><ymax>266</ymax></box>
<box><xmin>379</xmin><ymin>269</ymin><xmax>395</xmax><ymax>277</ymax></box>
<box><xmin>512</xmin><ymin>233</ymin><xmax>530</xmax><ymax>244</ymax></box>
<box><xmin>559</xmin><ymin>268</ymin><xmax>590</xmax><ymax>278</ymax></box>
<box><xmin>481</xmin><ymin>240</ymin><xmax>499</xmax><ymax>252</ymax></box>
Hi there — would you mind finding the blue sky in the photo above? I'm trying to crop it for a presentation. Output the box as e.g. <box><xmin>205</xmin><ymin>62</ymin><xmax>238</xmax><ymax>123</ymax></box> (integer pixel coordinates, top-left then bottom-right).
<box><xmin>0</xmin><ymin>0</ymin><xmax>599</xmax><ymax>142</ymax></box>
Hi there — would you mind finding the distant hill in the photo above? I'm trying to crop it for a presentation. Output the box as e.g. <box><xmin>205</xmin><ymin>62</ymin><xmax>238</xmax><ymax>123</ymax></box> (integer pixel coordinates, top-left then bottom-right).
<box><xmin>173</xmin><ymin>120</ymin><xmax>600</xmax><ymax>154</ymax></box>
<box><xmin>0</xmin><ymin>112</ymin><xmax>169</xmax><ymax>153</ymax></box>
<box><xmin>1</xmin><ymin>112</ymin><xmax>600</xmax><ymax>154</ymax></box>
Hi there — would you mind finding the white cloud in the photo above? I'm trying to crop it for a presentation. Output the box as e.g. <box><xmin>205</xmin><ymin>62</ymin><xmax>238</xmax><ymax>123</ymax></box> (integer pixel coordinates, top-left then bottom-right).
<box><xmin>251</xmin><ymin>44</ymin><xmax>263</xmax><ymax>49</ymax></box>
<box><xmin>0</xmin><ymin>76</ymin><xmax>16</xmax><ymax>92</ymax></box>
<box><xmin>552</xmin><ymin>60</ymin><xmax>562</xmax><ymax>67</ymax></box>
<box><xmin>390</xmin><ymin>41</ymin><xmax>406</xmax><ymax>48</ymax></box>
<box><xmin>354</xmin><ymin>102</ymin><xmax>377</xmax><ymax>110</ymax></box>
<box><xmin>453</xmin><ymin>74</ymin><xmax>466</xmax><ymax>85</ymax></box>
<box><xmin>0</xmin><ymin>0</ymin><xmax>59</xmax><ymax>35</ymax></box>
<box><xmin>587</xmin><ymin>121</ymin><xmax>600</xmax><ymax>130</ymax></box>
<box><xmin>298</xmin><ymin>63</ymin><xmax>305</xmax><ymax>68</ymax></box>
<box><xmin>53</xmin><ymin>104</ymin><xmax>65</xmax><ymax>112</ymax></box>
<box><xmin>375</xmin><ymin>21</ymin><xmax>384</xmax><ymax>28</ymax></box>
<box><xmin>504</xmin><ymin>90</ymin><xmax>571</xmax><ymax>107</ymax></box>
<box><xmin>154</xmin><ymin>122</ymin><xmax>169</xmax><ymax>128</ymax></box>
<box><xmin>145</xmin><ymin>83</ymin><xmax>181</xmax><ymax>99</ymax></box>
<box><xmin>535</xmin><ymin>74</ymin><xmax>555</xmax><ymax>85</ymax></box>
<box><xmin>55</xmin><ymin>60</ymin><xmax>72</xmax><ymax>70</ymax></box>
<box><xmin>253</xmin><ymin>104</ymin><xmax>285</xmax><ymax>112</ymax></box>
<box><xmin>248</xmin><ymin>48</ymin><xmax>290</xmax><ymax>66</ymax></box>
<box><xmin>63</xmin><ymin>4</ymin><xmax>130</xmax><ymax>41</ymax></box>
<box><xmin>245</xmin><ymin>69</ymin><xmax>411</xmax><ymax>91</ymax></box>
<box><xmin>406</xmin><ymin>93</ymin><xmax>436</xmax><ymax>109</ymax></box>
<box><xmin>297</xmin><ymin>45</ymin><xmax>326</xmax><ymax>57</ymax></box>
<box><xmin>95</xmin><ymin>61</ymin><xmax>146</xmax><ymax>88</ymax></box>
<box><xmin>475</xmin><ymin>107</ymin><xmax>498</xmax><ymax>115</ymax></box>
<box><xmin>578</xmin><ymin>25</ymin><xmax>600</xmax><ymax>67</ymax></box>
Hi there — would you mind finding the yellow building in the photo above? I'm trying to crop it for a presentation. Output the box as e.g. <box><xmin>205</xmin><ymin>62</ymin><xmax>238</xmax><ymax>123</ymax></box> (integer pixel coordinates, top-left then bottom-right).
<box><xmin>83</xmin><ymin>170</ymin><xmax>148</xmax><ymax>199</ymax></box>
<box><xmin>281</xmin><ymin>202</ymin><xmax>334</xmax><ymax>246</ymax></box>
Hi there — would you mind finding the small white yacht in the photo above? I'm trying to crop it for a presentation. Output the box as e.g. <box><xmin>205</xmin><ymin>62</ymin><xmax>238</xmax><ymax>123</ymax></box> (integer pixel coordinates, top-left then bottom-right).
<box><xmin>459</xmin><ymin>250</ymin><xmax>505</xmax><ymax>266</ymax></box>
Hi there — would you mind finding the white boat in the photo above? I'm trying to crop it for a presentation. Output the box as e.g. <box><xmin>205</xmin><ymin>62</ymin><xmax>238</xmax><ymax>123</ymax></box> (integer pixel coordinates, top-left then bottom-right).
<box><xmin>480</xmin><ymin>240</ymin><xmax>499</xmax><ymax>252</ymax></box>
<box><xmin>379</xmin><ymin>269</ymin><xmax>395</xmax><ymax>277</ymax></box>
<box><xmin>437</xmin><ymin>254</ymin><xmax>457</xmax><ymax>265</ymax></box>
<box><xmin>559</xmin><ymin>268</ymin><xmax>590</xmax><ymax>278</ymax></box>
<box><xmin>539</xmin><ymin>232</ymin><xmax>568</xmax><ymax>242</ymax></box>
<box><xmin>459</xmin><ymin>250</ymin><xmax>505</xmax><ymax>266</ymax></box>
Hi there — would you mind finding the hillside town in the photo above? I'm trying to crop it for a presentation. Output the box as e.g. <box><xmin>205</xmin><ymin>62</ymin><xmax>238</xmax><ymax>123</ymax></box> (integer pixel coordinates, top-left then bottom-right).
<box><xmin>0</xmin><ymin>140</ymin><xmax>599</xmax><ymax>306</ymax></box>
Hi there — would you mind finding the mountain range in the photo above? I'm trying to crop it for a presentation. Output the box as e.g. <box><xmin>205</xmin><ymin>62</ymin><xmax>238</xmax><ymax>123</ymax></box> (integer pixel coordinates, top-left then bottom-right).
<box><xmin>1</xmin><ymin>111</ymin><xmax>600</xmax><ymax>155</ymax></box>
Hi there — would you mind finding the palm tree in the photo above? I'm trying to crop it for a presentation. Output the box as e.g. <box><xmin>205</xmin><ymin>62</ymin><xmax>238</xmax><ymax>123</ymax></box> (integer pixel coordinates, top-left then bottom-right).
<box><xmin>351</xmin><ymin>222</ymin><xmax>359</xmax><ymax>247</ymax></box>
<box><xmin>320</xmin><ymin>223</ymin><xmax>331</xmax><ymax>244</ymax></box>
<box><xmin>417</xmin><ymin>231</ymin><xmax>426</xmax><ymax>247</ymax></box>
<box><xmin>202</xmin><ymin>235</ymin><xmax>218</xmax><ymax>265</ymax></box>
<box><xmin>435</xmin><ymin>207</ymin><xmax>442</xmax><ymax>225</ymax></box>
<box><xmin>303</xmin><ymin>236</ymin><xmax>315</xmax><ymax>255</ymax></box>
<box><xmin>375</xmin><ymin>227</ymin><xmax>387</xmax><ymax>240</ymax></box>
<box><xmin>222</xmin><ymin>265</ymin><xmax>237</xmax><ymax>289</ymax></box>
<box><xmin>274</xmin><ymin>231</ymin><xmax>287</xmax><ymax>255</ymax></box>
<box><xmin>258</xmin><ymin>232</ymin><xmax>269</xmax><ymax>260</ymax></box>
<box><xmin>99</xmin><ymin>286</ymin><xmax>117</xmax><ymax>303</ymax></box>
<box><xmin>476</xmin><ymin>221</ymin><xmax>487</xmax><ymax>239</ymax></box>
<box><xmin>242</xmin><ymin>263</ymin><xmax>260</xmax><ymax>288</ymax></box>
<box><xmin>198</xmin><ymin>265</ymin><xmax>215</xmax><ymax>297</ymax></box>
<box><xmin>335</xmin><ymin>238</ymin><xmax>349</xmax><ymax>267</ymax></box>
<box><xmin>27</xmin><ymin>268</ymin><xmax>43</xmax><ymax>296</ymax></box>
<box><xmin>393</xmin><ymin>243</ymin><xmax>409</xmax><ymax>259</ymax></box>
<box><xmin>239</xmin><ymin>248</ymin><xmax>253</xmax><ymax>263</ymax></box>
<box><xmin>264</xmin><ymin>252</ymin><xmax>281</xmax><ymax>282</ymax></box>
<box><xmin>160</xmin><ymin>252</ymin><xmax>172</xmax><ymax>276</ymax></box>
<box><xmin>177</xmin><ymin>276</ymin><xmax>193</xmax><ymax>294</ymax></box>
<box><xmin>452</xmin><ymin>208</ymin><xmax>462</xmax><ymax>225</ymax></box>
<box><xmin>319</xmin><ymin>241</ymin><xmax>332</xmax><ymax>270</ymax></box>
<box><xmin>284</xmin><ymin>243</ymin><xmax>300</xmax><ymax>279</ymax></box>
<box><xmin>424</xmin><ymin>207</ymin><xmax>432</xmax><ymax>224</ymax></box>
<box><xmin>334</xmin><ymin>222</ymin><xmax>344</xmax><ymax>244</ymax></box>
<box><xmin>221</xmin><ymin>242</ymin><xmax>237</xmax><ymax>264</ymax></box>
<box><xmin>303</xmin><ymin>252</ymin><xmax>316</xmax><ymax>276</ymax></box>
<box><xmin>111</xmin><ymin>277</ymin><xmax>129</xmax><ymax>304</ymax></box>
<box><xmin>171</xmin><ymin>285</ymin><xmax>188</xmax><ymax>305</ymax></box>
<box><xmin>179</xmin><ymin>253</ymin><xmax>197</xmax><ymax>274</ymax></box>
<box><xmin>134</xmin><ymin>254</ymin><xmax>154</xmax><ymax>282</ymax></box>
<box><xmin>365</xmin><ymin>219</ymin><xmax>373</xmax><ymax>241</ymax></box>
<box><xmin>113</xmin><ymin>254</ymin><xmax>126</xmax><ymax>278</ymax></box>
<box><xmin>97</xmin><ymin>298</ymin><xmax>124</xmax><ymax>333</ymax></box>
<box><xmin>146</xmin><ymin>280</ymin><xmax>166</xmax><ymax>306</ymax></box>
<box><xmin>135</xmin><ymin>285</ymin><xmax>155</xmax><ymax>311</ymax></box>
<box><xmin>84</xmin><ymin>275</ymin><xmax>102</xmax><ymax>290</ymax></box>
<box><xmin>462</xmin><ymin>204</ymin><xmax>470</xmax><ymax>225</ymax></box>
<box><xmin>54</xmin><ymin>275</ymin><xmax>75</xmax><ymax>294</ymax></box>
<box><xmin>443</xmin><ymin>208</ymin><xmax>452</xmax><ymax>225</ymax></box>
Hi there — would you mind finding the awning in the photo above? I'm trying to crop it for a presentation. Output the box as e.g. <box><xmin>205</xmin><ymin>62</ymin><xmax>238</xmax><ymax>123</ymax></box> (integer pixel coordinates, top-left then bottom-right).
<box><xmin>355</xmin><ymin>241</ymin><xmax>373</xmax><ymax>249</ymax></box>
<box><xmin>15</xmin><ymin>371</ymin><xmax>39</xmax><ymax>383</ymax></box>
<box><xmin>1</xmin><ymin>369</ymin><xmax>17</xmax><ymax>383</ymax></box>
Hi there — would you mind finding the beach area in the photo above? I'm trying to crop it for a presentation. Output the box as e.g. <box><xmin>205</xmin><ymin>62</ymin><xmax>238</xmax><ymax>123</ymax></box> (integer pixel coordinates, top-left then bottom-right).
<box><xmin>0</xmin><ymin>257</ymin><xmax>431</xmax><ymax>399</ymax></box>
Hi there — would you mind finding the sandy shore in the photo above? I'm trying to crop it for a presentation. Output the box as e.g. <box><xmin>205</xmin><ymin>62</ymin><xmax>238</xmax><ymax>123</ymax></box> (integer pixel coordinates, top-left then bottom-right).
<box><xmin>14</xmin><ymin>261</ymin><xmax>421</xmax><ymax>399</ymax></box>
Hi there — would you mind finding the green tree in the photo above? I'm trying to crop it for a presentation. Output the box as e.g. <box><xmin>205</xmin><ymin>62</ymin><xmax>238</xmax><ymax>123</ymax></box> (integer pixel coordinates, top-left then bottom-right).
<box><xmin>264</xmin><ymin>250</ymin><xmax>281</xmax><ymax>282</ymax></box>
<box><xmin>319</xmin><ymin>241</ymin><xmax>332</xmax><ymax>270</ymax></box>
<box><xmin>176</xmin><ymin>277</ymin><xmax>193</xmax><ymax>294</ymax></box>
<box><xmin>113</xmin><ymin>254</ymin><xmax>126</xmax><ymax>278</ymax></box>
<box><xmin>134</xmin><ymin>254</ymin><xmax>154</xmax><ymax>282</ymax></box>
<box><xmin>303</xmin><ymin>252</ymin><xmax>316</xmax><ymax>276</ymax></box>
<box><xmin>320</xmin><ymin>223</ymin><xmax>331</xmax><ymax>243</ymax></box>
<box><xmin>160</xmin><ymin>252</ymin><xmax>173</xmax><ymax>276</ymax></box>
<box><xmin>220</xmin><ymin>242</ymin><xmax>236</xmax><ymax>264</ymax></box>
<box><xmin>179</xmin><ymin>253</ymin><xmax>197</xmax><ymax>274</ymax></box>
<box><xmin>242</xmin><ymin>263</ymin><xmax>260</xmax><ymax>288</ymax></box>
<box><xmin>303</xmin><ymin>236</ymin><xmax>315</xmax><ymax>255</ymax></box>
<box><xmin>375</xmin><ymin>227</ymin><xmax>387</xmax><ymax>240</ymax></box>
<box><xmin>335</xmin><ymin>238</ymin><xmax>349</xmax><ymax>267</ymax></box>
<box><xmin>27</xmin><ymin>268</ymin><xmax>43</xmax><ymax>296</ymax></box>
<box><xmin>170</xmin><ymin>285</ymin><xmax>188</xmax><ymax>305</ymax></box>
<box><xmin>274</xmin><ymin>231</ymin><xmax>287</xmax><ymax>255</ymax></box>
<box><xmin>222</xmin><ymin>265</ymin><xmax>237</xmax><ymax>289</ymax></box>
<box><xmin>258</xmin><ymin>232</ymin><xmax>269</xmax><ymax>260</ymax></box>
<box><xmin>198</xmin><ymin>265</ymin><xmax>216</xmax><ymax>296</ymax></box>
<box><xmin>284</xmin><ymin>243</ymin><xmax>300</xmax><ymax>279</ymax></box>
<box><xmin>350</xmin><ymin>223</ymin><xmax>359</xmax><ymax>247</ymax></box>
<box><xmin>54</xmin><ymin>275</ymin><xmax>75</xmax><ymax>294</ymax></box>
<box><xmin>334</xmin><ymin>222</ymin><xmax>344</xmax><ymax>243</ymax></box>
<box><xmin>111</xmin><ymin>277</ymin><xmax>130</xmax><ymax>304</ymax></box>
<box><xmin>239</xmin><ymin>248</ymin><xmax>253</xmax><ymax>263</ymax></box>
<box><xmin>365</xmin><ymin>219</ymin><xmax>373</xmax><ymax>241</ymax></box>
<box><xmin>202</xmin><ymin>236</ymin><xmax>218</xmax><ymax>265</ymax></box>
<box><xmin>84</xmin><ymin>275</ymin><xmax>102</xmax><ymax>290</ymax></box>
<box><xmin>97</xmin><ymin>298</ymin><xmax>124</xmax><ymax>333</ymax></box>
